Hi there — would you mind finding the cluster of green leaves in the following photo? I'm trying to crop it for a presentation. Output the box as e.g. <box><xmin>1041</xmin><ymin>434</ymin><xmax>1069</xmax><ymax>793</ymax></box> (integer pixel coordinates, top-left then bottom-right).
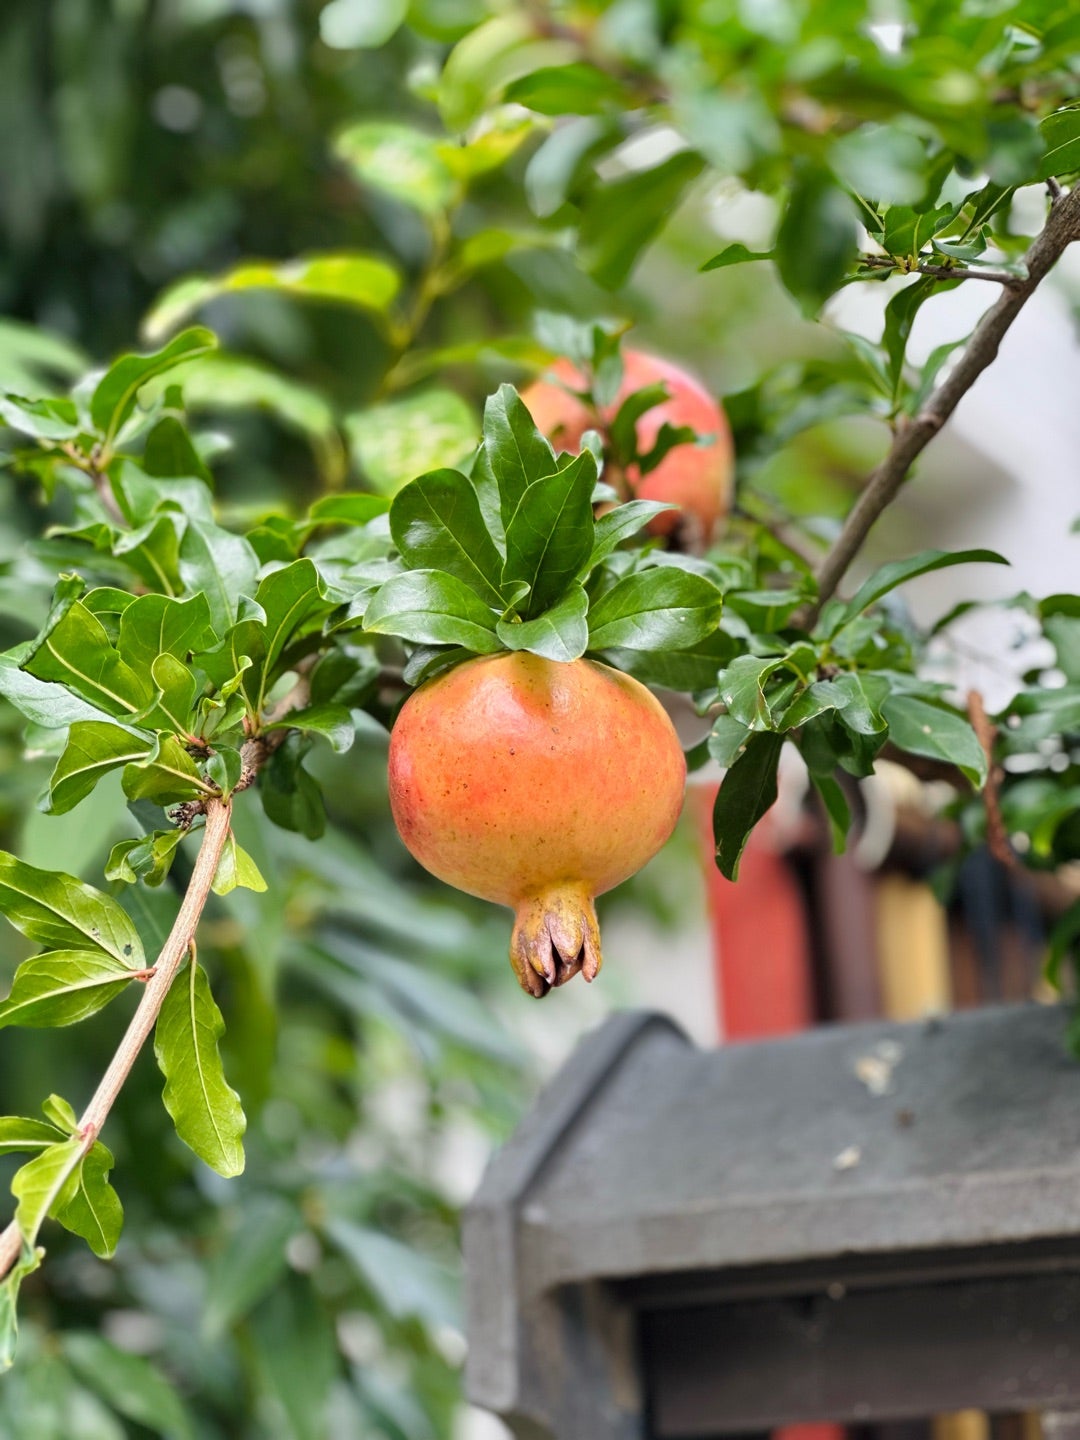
<box><xmin>360</xmin><ymin>380</ymin><xmax>724</xmax><ymax>675</ymax></box>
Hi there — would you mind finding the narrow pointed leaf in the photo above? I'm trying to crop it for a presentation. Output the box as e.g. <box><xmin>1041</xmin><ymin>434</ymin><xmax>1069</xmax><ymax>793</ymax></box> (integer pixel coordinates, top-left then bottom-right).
<box><xmin>12</xmin><ymin>1137</ymin><xmax>86</xmax><ymax>1247</ymax></box>
<box><xmin>713</xmin><ymin>731</ymin><xmax>784</xmax><ymax>881</ymax></box>
<box><xmin>390</xmin><ymin>469</ymin><xmax>505</xmax><ymax>605</ymax></box>
<box><xmin>502</xmin><ymin>451</ymin><xmax>596</xmax><ymax>617</ymax></box>
<box><xmin>23</xmin><ymin>601</ymin><xmax>153</xmax><ymax>717</ymax></box>
<box><xmin>482</xmin><ymin>384</ymin><xmax>557</xmax><ymax>532</ymax></box>
<box><xmin>587</xmin><ymin>568</ymin><xmax>723</xmax><ymax>651</ymax></box>
<box><xmin>829</xmin><ymin>548</ymin><xmax>1008</xmax><ymax>632</ymax></box>
<box><xmin>45</xmin><ymin>723</ymin><xmax>152</xmax><ymax>815</ymax></box>
<box><xmin>91</xmin><ymin>327</ymin><xmax>216</xmax><ymax>443</ymax></box>
<box><xmin>155</xmin><ymin>960</ymin><xmax>246</xmax><ymax>1177</ymax></box>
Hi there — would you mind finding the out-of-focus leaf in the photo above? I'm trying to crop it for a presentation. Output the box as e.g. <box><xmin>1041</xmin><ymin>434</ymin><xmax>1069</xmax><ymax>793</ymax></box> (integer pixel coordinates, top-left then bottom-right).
<box><xmin>346</xmin><ymin>389</ymin><xmax>477</xmax><ymax>495</ymax></box>
<box><xmin>319</xmin><ymin>0</ymin><xmax>407</xmax><ymax>49</ymax></box>
<box><xmin>144</xmin><ymin>254</ymin><xmax>402</xmax><ymax>341</ymax></box>
<box><xmin>700</xmin><ymin>243</ymin><xmax>773</xmax><ymax>271</ymax></box>
<box><xmin>334</xmin><ymin>120</ymin><xmax>457</xmax><ymax>213</ymax></box>
<box><xmin>1038</xmin><ymin>108</ymin><xmax>1080</xmax><ymax>179</ymax></box>
<box><xmin>883</xmin><ymin>694</ymin><xmax>987</xmax><ymax>787</ymax></box>
<box><xmin>776</xmin><ymin>168</ymin><xmax>858</xmax><ymax>315</ymax></box>
<box><xmin>202</xmin><ymin>1198</ymin><xmax>300</xmax><ymax>1339</ymax></box>
<box><xmin>580</xmin><ymin>151</ymin><xmax>705</xmax><ymax>289</ymax></box>
<box><xmin>62</xmin><ymin>1333</ymin><xmax>194</xmax><ymax>1440</ymax></box>
<box><xmin>0</xmin><ymin>395</ymin><xmax>81</xmax><ymax>441</ymax></box>
<box><xmin>155</xmin><ymin>959</ymin><xmax>246</xmax><ymax>1178</ymax></box>
<box><xmin>325</xmin><ymin>1218</ymin><xmax>460</xmax><ymax>1330</ymax></box>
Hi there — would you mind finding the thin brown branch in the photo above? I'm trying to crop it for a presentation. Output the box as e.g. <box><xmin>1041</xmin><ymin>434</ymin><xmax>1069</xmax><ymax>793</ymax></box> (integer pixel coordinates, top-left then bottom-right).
<box><xmin>809</xmin><ymin>183</ymin><xmax>1080</xmax><ymax>625</ymax></box>
<box><xmin>861</xmin><ymin>255</ymin><xmax>1024</xmax><ymax>286</ymax></box>
<box><xmin>0</xmin><ymin>799</ymin><xmax>233</xmax><ymax>1283</ymax></box>
<box><xmin>967</xmin><ymin>689</ymin><xmax>1017</xmax><ymax>869</ymax></box>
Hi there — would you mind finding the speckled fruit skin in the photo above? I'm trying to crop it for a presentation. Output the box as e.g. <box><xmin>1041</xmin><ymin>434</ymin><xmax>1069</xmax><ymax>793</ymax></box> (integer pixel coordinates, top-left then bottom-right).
<box><xmin>388</xmin><ymin>653</ymin><xmax>687</xmax><ymax>997</ymax></box>
<box><xmin>522</xmin><ymin>350</ymin><xmax>734</xmax><ymax>547</ymax></box>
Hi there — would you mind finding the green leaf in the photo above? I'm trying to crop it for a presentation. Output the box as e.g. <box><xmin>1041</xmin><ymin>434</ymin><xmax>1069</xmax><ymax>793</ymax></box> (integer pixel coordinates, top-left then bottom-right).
<box><xmin>580</xmin><ymin>151</ymin><xmax>705</xmax><ymax>289</ymax></box>
<box><xmin>45</xmin><ymin>723</ymin><xmax>152</xmax><ymax>816</ymax></box>
<box><xmin>829</xmin><ymin>548</ymin><xmax>1008</xmax><ymax>631</ymax></box>
<box><xmin>364</xmin><ymin>570</ymin><xmax>500</xmax><ymax>652</ymax></box>
<box><xmin>811</xmin><ymin>772</ymin><xmax>851</xmax><ymax>853</ymax></box>
<box><xmin>505</xmin><ymin>61</ymin><xmax>628</xmax><ymax>115</ymax></box>
<box><xmin>832</xmin><ymin>125</ymin><xmax>928</xmax><ymax>206</ymax></box>
<box><xmin>306</xmin><ymin>494</ymin><xmax>389</xmax><ymax>528</ymax></box>
<box><xmin>265</xmin><ymin>703</ymin><xmax>355</xmax><ymax>754</ymax></box>
<box><xmin>325</xmin><ymin>1218</ymin><xmax>459</xmax><ymax>1330</ymax></box>
<box><xmin>600</xmin><ymin>629</ymin><xmax>734</xmax><ymax>691</ymax></box>
<box><xmin>334</xmin><ymin>120</ymin><xmax>457</xmax><ymax>214</ymax></box>
<box><xmin>144</xmin><ymin>254</ymin><xmax>402</xmax><ymax>341</ymax></box>
<box><xmin>587</xmin><ymin>568</ymin><xmax>723</xmax><ymax>651</ymax></box>
<box><xmin>502</xmin><ymin>450</ymin><xmax>596</xmax><ymax>617</ymax></box>
<box><xmin>155</xmin><ymin>958</ymin><xmax>246</xmax><ymax>1178</ymax></box>
<box><xmin>319</xmin><ymin>0</ymin><xmax>407</xmax><ymax>48</ymax></box>
<box><xmin>883</xmin><ymin>694</ymin><xmax>987</xmax><ymax>787</ymax></box>
<box><xmin>883</xmin><ymin>276</ymin><xmax>941</xmax><ymax>401</ymax></box>
<box><xmin>0</xmin><ymin>1117</ymin><xmax>66</xmax><ymax>1155</ymax></box>
<box><xmin>202</xmin><ymin>1197</ymin><xmax>299</xmax><ymax>1339</ymax></box>
<box><xmin>137</xmin><ymin>654</ymin><xmax>198</xmax><ymax>736</ymax></box>
<box><xmin>0</xmin><ymin>1246</ymin><xmax>40</xmax><ymax>1371</ymax></box>
<box><xmin>589</xmin><ymin>500</ymin><xmax>673</xmax><ymax>565</ymax></box>
<box><xmin>827</xmin><ymin>671</ymin><xmax>889</xmax><ymax>736</ymax></box>
<box><xmin>0</xmin><ymin>951</ymin><xmax>135</xmax><ymax>1030</ymax></box>
<box><xmin>346</xmin><ymin>389</ymin><xmax>478</xmax><ymax>496</ymax></box>
<box><xmin>55</xmin><ymin>1142</ymin><xmax>123</xmax><ymax>1259</ymax></box>
<box><xmin>390</xmin><ymin>468</ymin><xmax>505</xmax><ymax>606</ymax></box>
<box><xmin>0</xmin><ymin>852</ymin><xmax>144</xmax><ymax>966</ymax></box>
<box><xmin>713</xmin><ymin>732</ymin><xmax>784</xmax><ymax>882</ymax></box>
<box><xmin>496</xmin><ymin>584</ymin><xmax>588</xmax><ymax>661</ymax></box>
<box><xmin>776</xmin><ymin>168</ymin><xmax>858</xmax><ymax>315</ymax></box>
<box><xmin>212</xmin><ymin>834</ymin><xmax>268</xmax><ymax>896</ymax></box>
<box><xmin>259</xmin><ymin>733</ymin><xmax>326</xmax><ymax>840</ymax></box>
<box><xmin>238</xmin><ymin>558</ymin><xmax>332</xmax><ymax>710</ymax></box>
<box><xmin>479</xmin><ymin>383</ymin><xmax>557</xmax><ymax>538</ymax></box>
<box><xmin>106</xmin><ymin>830</ymin><xmax>186</xmax><ymax>889</ymax></box>
<box><xmin>91</xmin><ymin>328</ymin><xmax>217</xmax><ymax>445</ymax></box>
<box><xmin>715</xmin><ymin>655</ymin><xmax>786</xmax><ymax>729</ymax></box>
<box><xmin>62</xmin><ymin>1332</ymin><xmax>194</xmax><ymax>1440</ymax></box>
<box><xmin>701</xmin><ymin>243</ymin><xmax>774</xmax><ymax>272</ymax></box>
<box><xmin>0</xmin><ymin>393</ymin><xmax>81</xmax><ymax>441</ymax></box>
<box><xmin>23</xmin><ymin>600</ymin><xmax>153</xmax><ymax>718</ymax></box>
<box><xmin>12</xmin><ymin>1137</ymin><xmax>85</xmax><ymax>1247</ymax></box>
<box><xmin>116</xmin><ymin>592</ymin><xmax>216</xmax><ymax>676</ymax></box>
<box><xmin>177</xmin><ymin>519</ymin><xmax>260</xmax><ymax>635</ymax></box>
<box><xmin>1038</xmin><ymin>108</ymin><xmax>1080</xmax><ymax>180</ymax></box>
<box><xmin>122</xmin><ymin>734</ymin><xmax>210</xmax><ymax>807</ymax></box>
<box><xmin>708</xmin><ymin>714</ymin><xmax>752</xmax><ymax>768</ymax></box>
<box><xmin>143</xmin><ymin>415</ymin><xmax>213</xmax><ymax>483</ymax></box>
<box><xmin>0</xmin><ymin>651</ymin><xmax>135</xmax><ymax>732</ymax></box>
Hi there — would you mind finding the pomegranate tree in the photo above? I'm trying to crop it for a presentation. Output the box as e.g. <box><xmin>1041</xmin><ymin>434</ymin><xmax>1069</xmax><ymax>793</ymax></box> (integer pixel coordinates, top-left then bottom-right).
<box><xmin>364</xmin><ymin>378</ymin><xmax>725</xmax><ymax>994</ymax></box>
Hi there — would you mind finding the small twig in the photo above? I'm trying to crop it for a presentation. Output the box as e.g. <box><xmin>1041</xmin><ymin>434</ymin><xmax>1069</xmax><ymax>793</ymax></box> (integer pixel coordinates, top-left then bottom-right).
<box><xmin>967</xmin><ymin>689</ymin><xmax>1017</xmax><ymax>870</ymax></box>
<box><xmin>808</xmin><ymin>183</ymin><xmax>1080</xmax><ymax>624</ymax></box>
<box><xmin>861</xmin><ymin>255</ymin><xmax>1024</xmax><ymax>287</ymax></box>
<box><xmin>1048</xmin><ymin>176</ymin><xmax>1064</xmax><ymax>205</ymax></box>
<box><xmin>0</xmin><ymin>799</ymin><xmax>233</xmax><ymax>1283</ymax></box>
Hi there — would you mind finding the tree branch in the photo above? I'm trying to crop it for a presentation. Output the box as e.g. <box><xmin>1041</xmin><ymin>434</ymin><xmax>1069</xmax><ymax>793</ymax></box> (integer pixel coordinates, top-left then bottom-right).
<box><xmin>0</xmin><ymin>798</ymin><xmax>233</xmax><ymax>1283</ymax></box>
<box><xmin>861</xmin><ymin>255</ymin><xmax>1025</xmax><ymax>286</ymax></box>
<box><xmin>809</xmin><ymin>184</ymin><xmax>1080</xmax><ymax>625</ymax></box>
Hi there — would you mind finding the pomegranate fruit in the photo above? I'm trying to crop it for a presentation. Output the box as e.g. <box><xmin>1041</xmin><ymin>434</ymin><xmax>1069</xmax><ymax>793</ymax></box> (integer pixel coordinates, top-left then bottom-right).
<box><xmin>388</xmin><ymin>652</ymin><xmax>687</xmax><ymax>996</ymax></box>
<box><xmin>522</xmin><ymin>350</ymin><xmax>735</xmax><ymax>547</ymax></box>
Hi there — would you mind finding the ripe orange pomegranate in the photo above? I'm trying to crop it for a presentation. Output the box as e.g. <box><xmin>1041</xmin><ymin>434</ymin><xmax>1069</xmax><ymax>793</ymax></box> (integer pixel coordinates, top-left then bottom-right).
<box><xmin>388</xmin><ymin>653</ymin><xmax>687</xmax><ymax>997</ymax></box>
<box><xmin>522</xmin><ymin>350</ymin><xmax>734</xmax><ymax>547</ymax></box>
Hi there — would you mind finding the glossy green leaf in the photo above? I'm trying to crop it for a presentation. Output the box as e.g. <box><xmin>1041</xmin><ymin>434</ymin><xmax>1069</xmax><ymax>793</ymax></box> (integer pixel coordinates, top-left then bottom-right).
<box><xmin>502</xmin><ymin>451</ymin><xmax>596</xmax><ymax>617</ymax></box>
<box><xmin>177</xmin><ymin>519</ymin><xmax>260</xmax><ymax>635</ymax></box>
<box><xmin>155</xmin><ymin>959</ymin><xmax>246</xmax><ymax>1178</ymax></box>
<box><xmin>62</xmin><ymin>1333</ymin><xmax>194</xmax><ymax>1440</ymax></box>
<box><xmin>239</xmin><ymin>558</ymin><xmax>332</xmax><ymax>710</ymax></box>
<box><xmin>143</xmin><ymin>414</ymin><xmax>213</xmax><ymax>483</ymax></box>
<box><xmin>334</xmin><ymin>120</ymin><xmax>457</xmax><ymax>214</ymax></box>
<box><xmin>364</xmin><ymin>570</ymin><xmax>500</xmax><ymax>652</ymax></box>
<box><xmin>811</xmin><ymin>772</ymin><xmax>851</xmax><ymax>853</ymax></box>
<box><xmin>390</xmin><ymin>468</ymin><xmax>505</xmax><ymax>606</ymax></box>
<box><xmin>259</xmin><ymin>733</ymin><xmax>326</xmax><ymax>840</ymax></box>
<box><xmin>708</xmin><ymin>714</ymin><xmax>752</xmax><ymax>768</ymax></box>
<box><xmin>0</xmin><ymin>951</ymin><xmax>135</xmax><ymax>1030</ymax></box>
<box><xmin>715</xmin><ymin>655</ymin><xmax>786</xmax><ymax>729</ymax></box>
<box><xmin>829</xmin><ymin>547</ymin><xmax>1008</xmax><ymax>632</ymax></box>
<box><xmin>121</xmin><ymin>734</ymin><xmax>209</xmax><ymax>807</ymax></box>
<box><xmin>144</xmin><ymin>254</ymin><xmax>402</xmax><ymax>341</ymax></box>
<box><xmin>12</xmin><ymin>1138</ymin><xmax>85</xmax><ymax>1247</ymax></box>
<box><xmin>0</xmin><ymin>852</ymin><xmax>144</xmax><ymax>966</ymax></box>
<box><xmin>600</xmin><ymin>629</ymin><xmax>734</xmax><ymax>691</ymax></box>
<box><xmin>1038</xmin><ymin>108</ymin><xmax>1080</xmax><ymax>180</ymax></box>
<box><xmin>90</xmin><ymin>328</ymin><xmax>216</xmax><ymax>444</ymax></box>
<box><xmin>0</xmin><ymin>1118</ymin><xmax>66</xmax><ymax>1155</ymax></box>
<box><xmin>478</xmin><ymin>383</ymin><xmax>558</xmax><ymax>538</ymax></box>
<box><xmin>266</xmin><ymin>703</ymin><xmax>355</xmax><ymax>754</ymax></box>
<box><xmin>0</xmin><ymin>651</ymin><xmax>132</xmax><ymax>732</ymax></box>
<box><xmin>589</xmin><ymin>500</ymin><xmax>673</xmax><ymax>565</ymax></box>
<box><xmin>137</xmin><ymin>654</ymin><xmax>198</xmax><ymax>736</ymax></box>
<box><xmin>55</xmin><ymin>1143</ymin><xmax>123</xmax><ymax>1259</ymax></box>
<box><xmin>496</xmin><ymin>583</ymin><xmax>588</xmax><ymax>661</ymax></box>
<box><xmin>45</xmin><ymin>723</ymin><xmax>152</xmax><ymax>815</ymax></box>
<box><xmin>0</xmin><ymin>1246</ymin><xmax>39</xmax><ymax>1372</ymax></box>
<box><xmin>713</xmin><ymin>731</ymin><xmax>784</xmax><ymax>881</ymax></box>
<box><xmin>23</xmin><ymin>600</ymin><xmax>152</xmax><ymax>718</ymax></box>
<box><xmin>346</xmin><ymin>389</ymin><xmax>478</xmax><ymax>496</ymax></box>
<box><xmin>106</xmin><ymin>829</ymin><xmax>186</xmax><ymax>888</ymax></box>
<box><xmin>587</xmin><ymin>568</ymin><xmax>723</xmax><ymax>651</ymax></box>
<box><xmin>116</xmin><ymin>592</ymin><xmax>216</xmax><ymax>676</ymax></box>
<box><xmin>883</xmin><ymin>694</ymin><xmax>987</xmax><ymax>787</ymax></box>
